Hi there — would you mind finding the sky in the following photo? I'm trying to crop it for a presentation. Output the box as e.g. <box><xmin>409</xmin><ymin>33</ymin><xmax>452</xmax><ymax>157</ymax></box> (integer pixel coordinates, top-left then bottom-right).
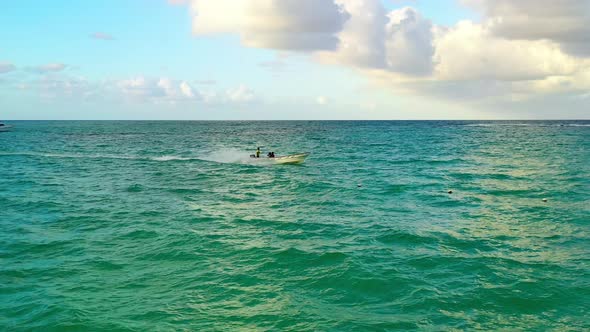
<box><xmin>1</xmin><ymin>0</ymin><xmax>589</xmax><ymax>120</ymax></box>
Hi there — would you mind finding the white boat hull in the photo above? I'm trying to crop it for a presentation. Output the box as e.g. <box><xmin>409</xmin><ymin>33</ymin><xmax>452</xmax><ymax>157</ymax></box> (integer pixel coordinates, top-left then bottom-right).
<box><xmin>250</xmin><ymin>152</ymin><xmax>310</xmax><ymax>165</ymax></box>
<box><xmin>273</xmin><ymin>153</ymin><xmax>310</xmax><ymax>164</ymax></box>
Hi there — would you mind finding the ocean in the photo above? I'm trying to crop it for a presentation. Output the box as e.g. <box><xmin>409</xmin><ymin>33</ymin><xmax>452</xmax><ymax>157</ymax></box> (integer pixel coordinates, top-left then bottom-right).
<box><xmin>1</xmin><ymin>120</ymin><xmax>589</xmax><ymax>331</ymax></box>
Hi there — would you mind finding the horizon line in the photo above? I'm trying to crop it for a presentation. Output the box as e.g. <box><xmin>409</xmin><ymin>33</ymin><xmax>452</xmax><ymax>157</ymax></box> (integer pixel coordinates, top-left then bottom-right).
<box><xmin>3</xmin><ymin>119</ymin><xmax>590</xmax><ymax>122</ymax></box>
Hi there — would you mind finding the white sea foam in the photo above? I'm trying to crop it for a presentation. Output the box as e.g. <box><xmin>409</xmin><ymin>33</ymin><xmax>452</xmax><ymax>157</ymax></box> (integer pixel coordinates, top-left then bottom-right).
<box><xmin>0</xmin><ymin>152</ymin><xmax>198</xmax><ymax>162</ymax></box>
<box><xmin>0</xmin><ymin>152</ymin><xmax>114</xmax><ymax>159</ymax></box>
<box><xmin>150</xmin><ymin>156</ymin><xmax>196</xmax><ymax>162</ymax></box>
<box><xmin>199</xmin><ymin>148</ymin><xmax>273</xmax><ymax>166</ymax></box>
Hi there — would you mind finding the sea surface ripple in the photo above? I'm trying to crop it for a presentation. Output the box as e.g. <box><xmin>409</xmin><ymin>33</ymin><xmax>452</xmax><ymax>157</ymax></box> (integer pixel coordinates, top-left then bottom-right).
<box><xmin>1</xmin><ymin>121</ymin><xmax>589</xmax><ymax>331</ymax></box>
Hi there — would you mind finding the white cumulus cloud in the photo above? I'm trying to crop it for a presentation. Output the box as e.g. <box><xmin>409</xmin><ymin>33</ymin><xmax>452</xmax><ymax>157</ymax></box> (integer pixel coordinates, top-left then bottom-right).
<box><xmin>328</xmin><ymin>0</ymin><xmax>388</xmax><ymax>68</ymax></box>
<box><xmin>385</xmin><ymin>7</ymin><xmax>434</xmax><ymax>76</ymax></box>
<box><xmin>319</xmin><ymin>3</ymin><xmax>436</xmax><ymax>76</ymax></box>
<box><xmin>433</xmin><ymin>21</ymin><xmax>580</xmax><ymax>81</ymax></box>
<box><xmin>462</xmin><ymin>0</ymin><xmax>590</xmax><ymax>56</ymax></box>
<box><xmin>190</xmin><ymin>0</ymin><xmax>350</xmax><ymax>51</ymax></box>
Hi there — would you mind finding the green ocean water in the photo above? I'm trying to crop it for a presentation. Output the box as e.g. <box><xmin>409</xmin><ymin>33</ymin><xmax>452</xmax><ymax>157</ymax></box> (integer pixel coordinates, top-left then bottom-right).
<box><xmin>1</xmin><ymin>120</ymin><xmax>589</xmax><ymax>331</ymax></box>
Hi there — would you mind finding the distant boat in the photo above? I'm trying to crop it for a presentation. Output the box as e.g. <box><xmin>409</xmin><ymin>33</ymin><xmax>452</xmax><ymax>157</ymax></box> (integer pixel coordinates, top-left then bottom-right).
<box><xmin>0</xmin><ymin>123</ymin><xmax>12</xmax><ymax>132</ymax></box>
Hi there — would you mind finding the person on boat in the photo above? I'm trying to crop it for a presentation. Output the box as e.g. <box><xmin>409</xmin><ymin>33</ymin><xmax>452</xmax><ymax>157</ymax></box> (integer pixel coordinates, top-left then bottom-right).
<box><xmin>256</xmin><ymin>147</ymin><xmax>261</xmax><ymax>158</ymax></box>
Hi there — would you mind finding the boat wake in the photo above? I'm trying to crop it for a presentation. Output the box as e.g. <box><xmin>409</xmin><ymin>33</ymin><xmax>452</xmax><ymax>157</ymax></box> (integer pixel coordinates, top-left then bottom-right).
<box><xmin>150</xmin><ymin>156</ymin><xmax>197</xmax><ymax>162</ymax></box>
<box><xmin>0</xmin><ymin>152</ymin><xmax>200</xmax><ymax>162</ymax></box>
<box><xmin>0</xmin><ymin>149</ymin><xmax>292</xmax><ymax>166</ymax></box>
<box><xmin>198</xmin><ymin>148</ymin><xmax>273</xmax><ymax>166</ymax></box>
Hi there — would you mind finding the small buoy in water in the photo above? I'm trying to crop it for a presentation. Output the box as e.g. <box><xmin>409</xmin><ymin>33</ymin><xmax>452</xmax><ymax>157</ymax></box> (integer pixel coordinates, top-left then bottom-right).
<box><xmin>448</xmin><ymin>190</ymin><xmax>453</xmax><ymax>194</ymax></box>
<box><xmin>542</xmin><ymin>198</ymin><xmax>548</xmax><ymax>202</ymax></box>
<box><xmin>357</xmin><ymin>184</ymin><xmax>362</xmax><ymax>188</ymax></box>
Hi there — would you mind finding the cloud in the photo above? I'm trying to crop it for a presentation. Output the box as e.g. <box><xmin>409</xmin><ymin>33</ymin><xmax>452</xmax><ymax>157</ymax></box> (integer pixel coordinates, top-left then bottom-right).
<box><xmin>11</xmin><ymin>74</ymin><xmax>101</xmax><ymax>100</ymax></box>
<box><xmin>433</xmin><ymin>21</ymin><xmax>580</xmax><ymax>81</ymax></box>
<box><xmin>190</xmin><ymin>0</ymin><xmax>350</xmax><ymax>51</ymax></box>
<box><xmin>117</xmin><ymin>78</ymin><xmax>257</xmax><ymax>104</ymax></box>
<box><xmin>226</xmin><ymin>84</ymin><xmax>255</xmax><ymax>102</ymax></box>
<box><xmin>37</xmin><ymin>76</ymin><xmax>96</xmax><ymax>99</ymax></box>
<box><xmin>0</xmin><ymin>62</ymin><xmax>16</xmax><ymax>74</ymax></box>
<box><xmin>118</xmin><ymin>76</ymin><xmax>199</xmax><ymax>101</ymax></box>
<box><xmin>28</xmin><ymin>63</ymin><xmax>68</xmax><ymax>74</ymax></box>
<box><xmin>320</xmin><ymin>3</ymin><xmax>435</xmax><ymax>76</ymax></box>
<box><xmin>7</xmin><ymin>69</ymin><xmax>260</xmax><ymax>106</ymax></box>
<box><xmin>462</xmin><ymin>0</ymin><xmax>590</xmax><ymax>56</ymax></box>
<box><xmin>180</xmin><ymin>81</ymin><xmax>196</xmax><ymax>98</ymax></box>
<box><xmin>187</xmin><ymin>0</ymin><xmax>437</xmax><ymax>76</ymax></box>
<box><xmin>90</xmin><ymin>32</ymin><xmax>114</xmax><ymax>40</ymax></box>
<box><xmin>330</xmin><ymin>1</ymin><xmax>589</xmax><ymax>104</ymax></box>
<box><xmin>327</xmin><ymin>0</ymin><xmax>388</xmax><ymax>68</ymax></box>
<box><xmin>179</xmin><ymin>0</ymin><xmax>590</xmax><ymax>111</ymax></box>
<box><xmin>118</xmin><ymin>77</ymin><xmax>162</xmax><ymax>98</ymax></box>
<box><xmin>385</xmin><ymin>8</ymin><xmax>434</xmax><ymax>75</ymax></box>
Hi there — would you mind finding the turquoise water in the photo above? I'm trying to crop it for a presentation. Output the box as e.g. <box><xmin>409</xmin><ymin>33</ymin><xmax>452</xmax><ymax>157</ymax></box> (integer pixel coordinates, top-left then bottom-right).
<box><xmin>1</xmin><ymin>121</ymin><xmax>589</xmax><ymax>331</ymax></box>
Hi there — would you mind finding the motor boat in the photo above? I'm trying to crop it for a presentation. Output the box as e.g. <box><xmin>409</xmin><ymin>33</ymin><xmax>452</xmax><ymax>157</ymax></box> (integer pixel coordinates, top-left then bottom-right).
<box><xmin>273</xmin><ymin>153</ymin><xmax>310</xmax><ymax>164</ymax></box>
<box><xmin>250</xmin><ymin>152</ymin><xmax>310</xmax><ymax>165</ymax></box>
<box><xmin>0</xmin><ymin>123</ymin><xmax>12</xmax><ymax>132</ymax></box>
